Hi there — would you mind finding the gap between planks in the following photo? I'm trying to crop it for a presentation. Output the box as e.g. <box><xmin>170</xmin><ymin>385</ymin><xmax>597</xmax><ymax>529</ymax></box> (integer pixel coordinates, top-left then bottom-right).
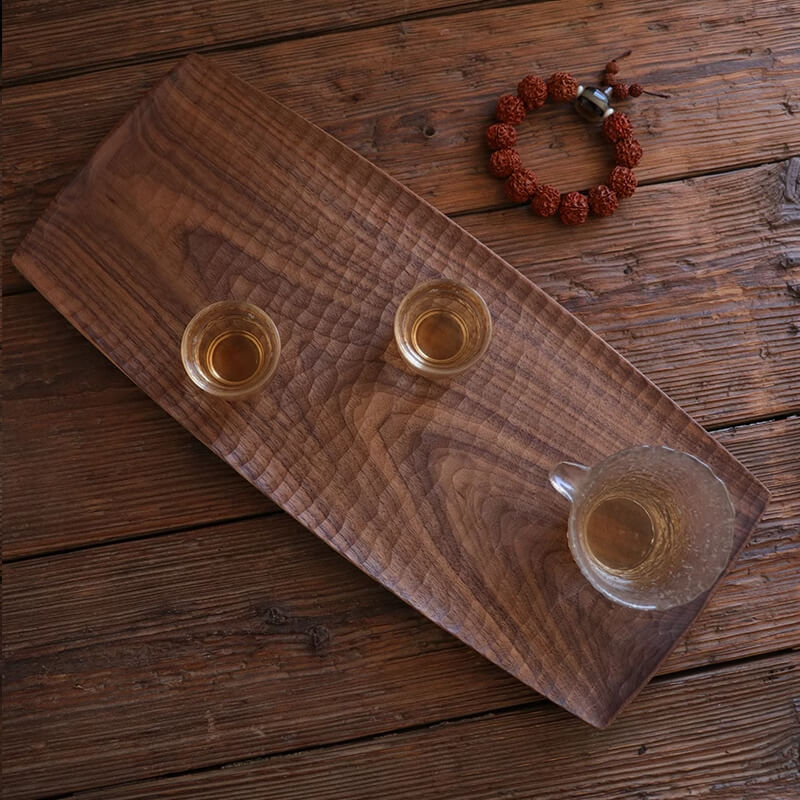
<box><xmin>3</xmin><ymin>152</ymin><xmax>793</xmax><ymax>299</ymax></box>
<box><xmin>34</xmin><ymin>648</ymin><xmax>800</xmax><ymax>800</ymax></box>
<box><xmin>1</xmin><ymin>0</ymin><xmax>545</xmax><ymax>88</ymax></box>
<box><xmin>3</xmin><ymin>410</ymin><xmax>797</xmax><ymax>566</ymax></box>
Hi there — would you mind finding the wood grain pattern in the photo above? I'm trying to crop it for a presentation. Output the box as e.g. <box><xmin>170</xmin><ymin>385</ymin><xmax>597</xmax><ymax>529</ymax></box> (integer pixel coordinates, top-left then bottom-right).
<box><xmin>3</xmin><ymin>3</ymin><xmax>798</xmax><ymax>799</ymax></box>
<box><xmin>4</xmin><ymin>0</ymin><xmax>799</xmax><ymax>292</ymax></box>
<box><xmin>67</xmin><ymin>653</ymin><xmax>800</xmax><ymax>800</ymax></box>
<box><xmin>5</xmin><ymin>163</ymin><xmax>798</xmax><ymax>557</ymax></box>
<box><xmin>11</xmin><ymin>55</ymin><xmax>768</xmax><ymax>728</ymax></box>
<box><xmin>3</xmin><ymin>294</ymin><xmax>275</xmax><ymax>556</ymax></box>
<box><xmin>6</xmin><ymin>141</ymin><xmax>799</xmax><ymax>553</ymax></box>
<box><xmin>666</xmin><ymin>415</ymin><xmax>800</xmax><ymax>673</ymax></box>
<box><xmin>3</xmin><ymin>295</ymin><xmax>800</xmax><ymax>688</ymax></box>
<box><xmin>2</xmin><ymin>516</ymin><xmax>536</xmax><ymax>799</ymax></box>
<box><xmin>2</xmin><ymin>0</ymin><xmax>510</xmax><ymax>82</ymax></box>
<box><xmin>3</xmin><ymin>432</ymin><xmax>797</xmax><ymax>798</ymax></box>
<box><xmin>5</xmin><ymin>159</ymin><xmax>798</xmax><ymax>558</ymax></box>
<box><xmin>463</xmin><ymin>159</ymin><xmax>800</xmax><ymax>428</ymax></box>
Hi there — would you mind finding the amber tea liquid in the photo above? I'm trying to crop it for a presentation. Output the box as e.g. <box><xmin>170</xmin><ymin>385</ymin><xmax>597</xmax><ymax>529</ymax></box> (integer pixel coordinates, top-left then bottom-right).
<box><xmin>410</xmin><ymin>307</ymin><xmax>468</xmax><ymax>364</ymax></box>
<box><xmin>203</xmin><ymin>330</ymin><xmax>266</xmax><ymax>385</ymax></box>
<box><xmin>551</xmin><ymin>446</ymin><xmax>736</xmax><ymax>609</ymax></box>
<box><xmin>581</xmin><ymin>484</ymin><xmax>685</xmax><ymax>580</ymax></box>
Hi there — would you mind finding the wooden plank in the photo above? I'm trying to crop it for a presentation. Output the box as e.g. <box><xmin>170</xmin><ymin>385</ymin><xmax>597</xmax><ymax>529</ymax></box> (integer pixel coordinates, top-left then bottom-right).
<box><xmin>14</xmin><ymin>55</ymin><xmax>769</xmax><ymax>730</ymax></box>
<box><xmin>5</xmin><ymin>159</ymin><xmax>798</xmax><ymax>558</ymax></box>
<box><xmin>3</xmin><ymin>415</ymin><xmax>797</xmax><ymax>798</ymax></box>
<box><xmin>1</xmin><ymin>516</ymin><xmax>538</xmax><ymax>800</ymax></box>
<box><xmin>663</xmin><ymin>415</ymin><xmax>800</xmax><ymax>673</ymax></box>
<box><xmin>4</xmin><ymin>519</ymin><xmax>797</xmax><ymax>800</ymax></box>
<box><xmin>3</xmin><ymin>294</ymin><xmax>275</xmax><ymax>557</ymax></box>
<box><xmin>460</xmin><ymin>158</ymin><xmax>800</xmax><ymax>427</ymax></box>
<box><xmin>5</xmin><ymin>0</ymin><xmax>799</xmax><ymax>292</ymax></box>
<box><xmin>74</xmin><ymin>653</ymin><xmax>800</xmax><ymax>800</ymax></box>
<box><xmin>2</xmin><ymin>0</ymin><xmax>506</xmax><ymax>83</ymax></box>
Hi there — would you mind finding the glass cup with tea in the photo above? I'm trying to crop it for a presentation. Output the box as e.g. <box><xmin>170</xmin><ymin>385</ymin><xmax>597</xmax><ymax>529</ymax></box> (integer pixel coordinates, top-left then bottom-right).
<box><xmin>550</xmin><ymin>446</ymin><xmax>736</xmax><ymax>610</ymax></box>
<box><xmin>394</xmin><ymin>279</ymin><xmax>492</xmax><ymax>378</ymax></box>
<box><xmin>181</xmin><ymin>301</ymin><xmax>280</xmax><ymax>399</ymax></box>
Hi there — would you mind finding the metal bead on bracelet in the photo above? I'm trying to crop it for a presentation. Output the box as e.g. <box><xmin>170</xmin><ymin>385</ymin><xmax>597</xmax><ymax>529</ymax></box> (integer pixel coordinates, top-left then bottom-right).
<box><xmin>485</xmin><ymin>57</ymin><xmax>665</xmax><ymax>225</ymax></box>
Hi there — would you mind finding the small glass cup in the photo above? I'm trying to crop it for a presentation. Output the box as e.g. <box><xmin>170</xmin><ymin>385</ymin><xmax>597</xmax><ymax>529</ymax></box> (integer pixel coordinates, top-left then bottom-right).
<box><xmin>181</xmin><ymin>301</ymin><xmax>280</xmax><ymax>399</ymax></box>
<box><xmin>394</xmin><ymin>279</ymin><xmax>492</xmax><ymax>378</ymax></box>
<box><xmin>549</xmin><ymin>446</ymin><xmax>735</xmax><ymax>610</ymax></box>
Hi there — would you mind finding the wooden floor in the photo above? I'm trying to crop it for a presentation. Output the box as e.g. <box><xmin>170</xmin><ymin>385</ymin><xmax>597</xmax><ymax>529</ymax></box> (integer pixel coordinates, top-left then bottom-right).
<box><xmin>2</xmin><ymin>1</ymin><xmax>799</xmax><ymax>798</ymax></box>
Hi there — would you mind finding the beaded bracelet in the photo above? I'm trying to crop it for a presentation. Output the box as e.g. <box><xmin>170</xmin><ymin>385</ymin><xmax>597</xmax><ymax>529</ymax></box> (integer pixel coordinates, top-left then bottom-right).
<box><xmin>486</xmin><ymin>57</ymin><xmax>661</xmax><ymax>225</ymax></box>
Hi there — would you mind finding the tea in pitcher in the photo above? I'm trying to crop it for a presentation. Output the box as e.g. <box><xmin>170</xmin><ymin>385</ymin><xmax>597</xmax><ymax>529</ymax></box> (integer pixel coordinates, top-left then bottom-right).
<box><xmin>550</xmin><ymin>447</ymin><xmax>735</xmax><ymax>609</ymax></box>
<box><xmin>581</xmin><ymin>482</ymin><xmax>685</xmax><ymax>583</ymax></box>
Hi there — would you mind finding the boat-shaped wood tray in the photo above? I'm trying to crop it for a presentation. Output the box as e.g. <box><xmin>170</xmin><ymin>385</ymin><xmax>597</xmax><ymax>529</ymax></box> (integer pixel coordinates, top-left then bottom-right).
<box><xmin>13</xmin><ymin>55</ymin><xmax>769</xmax><ymax>727</ymax></box>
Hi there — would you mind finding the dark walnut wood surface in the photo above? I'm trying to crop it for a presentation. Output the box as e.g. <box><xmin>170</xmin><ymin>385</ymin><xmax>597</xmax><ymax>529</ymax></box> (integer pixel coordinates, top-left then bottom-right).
<box><xmin>2</xmin><ymin>1</ymin><xmax>799</xmax><ymax>798</ymax></box>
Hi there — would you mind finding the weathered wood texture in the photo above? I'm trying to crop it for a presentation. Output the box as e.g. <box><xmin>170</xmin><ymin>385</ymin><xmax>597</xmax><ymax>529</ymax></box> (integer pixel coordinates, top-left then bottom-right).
<box><xmin>11</xmin><ymin>55</ymin><xmax>769</xmax><ymax>728</ymax></box>
<box><xmin>462</xmin><ymin>159</ymin><xmax>800</xmax><ymax>428</ymax></box>
<box><xmin>5</xmin><ymin>160</ymin><xmax>798</xmax><ymax>559</ymax></box>
<box><xmin>4</xmin><ymin>0</ymin><xmax>799</xmax><ymax>292</ymax></box>
<box><xmin>3</xmin><ymin>440</ymin><xmax>797</xmax><ymax>799</ymax></box>
<box><xmin>667</xmin><ymin>416</ymin><xmax>800</xmax><ymax>673</ymax></box>
<box><xmin>2</xmin><ymin>516</ymin><xmax>535</xmax><ymax>799</ymax></box>
<box><xmin>3</xmin><ymin>294</ymin><xmax>276</xmax><ymax>557</ymax></box>
<box><xmin>2</xmin><ymin>0</ymin><xmax>511</xmax><ymax>82</ymax></box>
<box><xmin>64</xmin><ymin>653</ymin><xmax>800</xmax><ymax>800</ymax></box>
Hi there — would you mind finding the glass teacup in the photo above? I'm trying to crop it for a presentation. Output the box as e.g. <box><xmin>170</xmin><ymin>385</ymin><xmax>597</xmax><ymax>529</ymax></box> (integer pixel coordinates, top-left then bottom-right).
<box><xmin>181</xmin><ymin>301</ymin><xmax>280</xmax><ymax>399</ymax></box>
<box><xmin>394</xmin><ymin>280</ymin><xmax>492</xmax><ymax>378</ymax></box>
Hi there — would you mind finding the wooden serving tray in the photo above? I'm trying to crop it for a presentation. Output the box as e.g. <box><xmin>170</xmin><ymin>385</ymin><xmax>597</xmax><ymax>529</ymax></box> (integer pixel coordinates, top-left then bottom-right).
<box><xmin>13</xmin><ymin>55</ymin><xmax>768</xmax><ymax>728</ymax></box>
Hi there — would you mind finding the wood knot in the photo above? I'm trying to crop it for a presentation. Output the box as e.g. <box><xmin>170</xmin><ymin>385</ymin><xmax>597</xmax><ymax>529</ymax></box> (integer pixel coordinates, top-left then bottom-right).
<box><xmin>778</xmin><ymin>252</ymin><xmax>800</xmax><ymax>271</ymax></box>
<box><xmin>784</xmin><ymin>157</ymin><xmax>800</xmax><ymax>205</ymax></box>
<box><xmin>307</xmin><ymin>625</ymin><xmax>330</xmax><ymax>653</ymax></box>
<box><xmin>259</xmin><ymin>606</ymin><xmax>288</xmax><ymax>625</ymax></box>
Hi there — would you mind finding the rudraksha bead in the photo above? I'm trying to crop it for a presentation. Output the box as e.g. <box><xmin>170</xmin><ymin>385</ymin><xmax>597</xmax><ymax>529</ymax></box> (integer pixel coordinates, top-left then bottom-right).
<box><xmin>489</xmin><ymin>148</ymin><xmax>523</xmax><ymax>178</ymax></box>
<box><xmin>588</xmin><ymin>184</ymin><xmax>619</xmax><ymax>216</ymax></box>
<box><xmin>496</xmin><ymin>94</ymin><xmax>526</xmax><ymax>125</ymax></box>
<box><xmin>517</xmin><ymin>75</ymin><xmax>548</xmax><ymax>110</ymax></box>
<box><xmin>609</xmin><ymin>165</ymin><xmax>638</xmax><ymax>198</ymax></box>
<box><xmin>614</xmin><ymin>137</ymin><xmax>643</xmax><ymax>168</ymax></box>
<box><xmin>505</xmin><ymin>168</ymin><xmax>538</xmax><ymax>203</ymax></box>
<box><xmin>558</xmin><ymin>191</ymin><xmax>589</xmax><ymax>225</ymax></box>
<box><xmin>547</xmin><ymin>72</ymin><xmax>579</xmax><ymax>102</ymax></box>
<box><xmin>611</xmin><ymin>82</ymin><xmax>629</xmax><ymax>100</ymax></box>
<box><xmin>486</xmin><ymin>123</ymin><xmax>518</xmax><ymax>150</ymax></box>
<box><xmin>602</xmin><ymin>112</ymin><xmax>633</xmax><ymax>143</ymax></box>
<box><xmin>530</xmin><ymin>184</ymin><xmax>561</xmax><ymax>217</ymax></box>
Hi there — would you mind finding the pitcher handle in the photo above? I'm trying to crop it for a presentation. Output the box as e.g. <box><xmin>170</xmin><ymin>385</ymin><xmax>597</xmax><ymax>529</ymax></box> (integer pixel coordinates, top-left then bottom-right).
<box><xmin>549</xmin><ymin>461</ymin><xmax>590</xmax><ymax>503</ymax></box>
